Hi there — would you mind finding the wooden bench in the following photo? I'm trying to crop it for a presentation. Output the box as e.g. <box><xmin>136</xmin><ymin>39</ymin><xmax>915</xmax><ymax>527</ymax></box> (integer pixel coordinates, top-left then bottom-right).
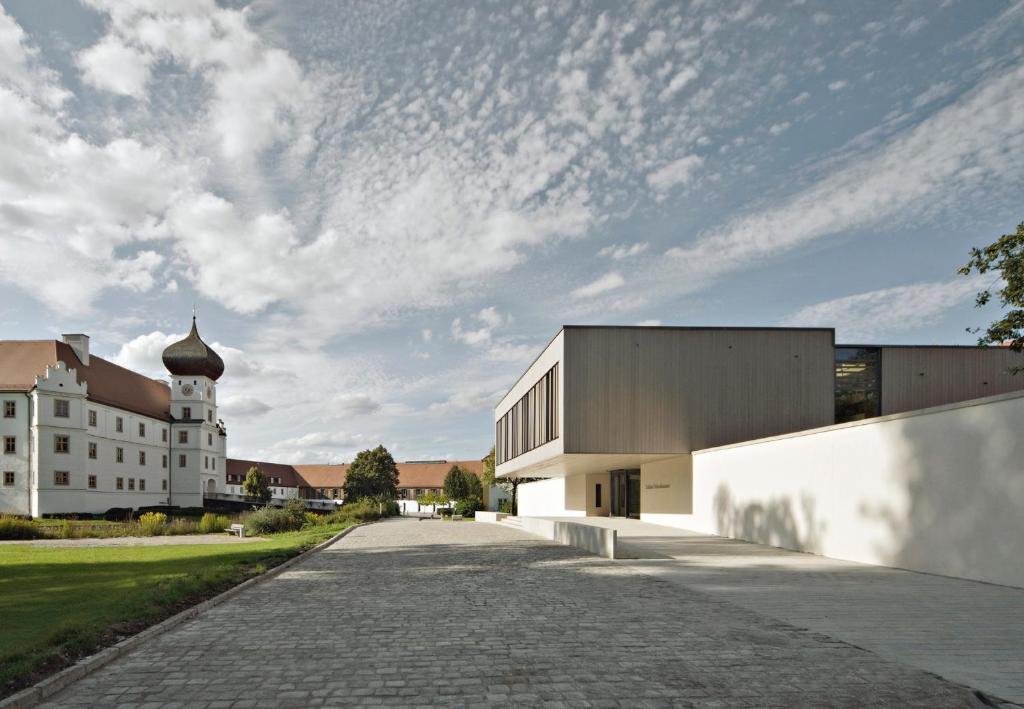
<box><xmin>225</xmin><ymin>523</ymin><xmax>245</xmax><ymax>538</ymax></box>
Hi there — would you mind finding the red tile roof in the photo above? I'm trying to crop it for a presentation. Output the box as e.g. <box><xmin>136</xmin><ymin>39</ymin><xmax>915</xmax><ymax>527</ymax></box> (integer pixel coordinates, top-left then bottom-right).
<box><xmin>225</xmin><ymin>458</ymin><xmax>485</xmax><ymax>490</ymax></box>
<box><xmin>0</xmin><ymin>340</ymin><xmax>171</xmax><ymax>420</ymax></box>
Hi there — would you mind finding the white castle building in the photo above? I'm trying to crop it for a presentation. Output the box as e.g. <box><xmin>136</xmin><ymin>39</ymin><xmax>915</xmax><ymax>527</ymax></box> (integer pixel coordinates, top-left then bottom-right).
<box><xmin>0</xmin><ymin>319</ymin><xmax>227</xmax><ymax>517</ymax></box>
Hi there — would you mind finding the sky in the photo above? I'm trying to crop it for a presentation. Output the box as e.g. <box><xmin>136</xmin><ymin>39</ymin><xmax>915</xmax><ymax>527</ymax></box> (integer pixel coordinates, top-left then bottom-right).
<box><xmin>1</xmin><ymin>0</ymin><xmax>1022</xmax><ymax>464</ymax></box>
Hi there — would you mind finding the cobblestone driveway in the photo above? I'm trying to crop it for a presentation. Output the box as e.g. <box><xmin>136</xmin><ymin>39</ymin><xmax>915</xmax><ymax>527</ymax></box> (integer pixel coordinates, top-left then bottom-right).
<box><xmin>44</xmin><ymin>519</ymin><xmax>982</xmax><ymax>708</ymax></box>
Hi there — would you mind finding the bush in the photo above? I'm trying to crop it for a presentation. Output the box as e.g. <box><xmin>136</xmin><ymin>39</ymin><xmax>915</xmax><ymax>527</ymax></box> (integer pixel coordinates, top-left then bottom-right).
<box><xmin>0</xmin><ymin>516</ymin><xmax>42</xmax><ymax>540</ymax></box>
<box><xmin>164</xmin><ymin>518</ymin><xmax>199</xmax><ymax>535</ymax></box>
<box><xmin>138</xmin><ymin>512</ymin><xmax>167</xmax><ymax>536</ymax></box>
<box><xmin>104</xmin><ymin>507</ymin><xmax>133</xmax><ymax>522</ymax></box>
<box><xmin>455</xmin><ymin>496</ymin><xmax>483</xmax><ymax>518</ymax></box>
<box><xmin>198</xmin><ymin>513</ymin><xmax>231</xmax><ymax>534</ymax></box>
<box><xmin>244</xmin><ymin>506</ymin><xmax>303</xmax><ymax>535</ymax></box>
<box><xmin>284</xmin><ymin>498</ymin><xmax>307</xmax><ymax>526</ymax></box>
<box><xmin>498</xmin><ymin>499</ymin><xmax>513</xmax><ymax>514</ymax></box>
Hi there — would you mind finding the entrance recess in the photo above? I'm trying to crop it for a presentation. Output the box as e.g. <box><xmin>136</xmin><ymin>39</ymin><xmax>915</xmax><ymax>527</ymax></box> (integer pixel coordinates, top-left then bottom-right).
<box><xmin>610</xmin><ymin>469</ymin><xmax>641</xmax><ymax>518</ymax></box>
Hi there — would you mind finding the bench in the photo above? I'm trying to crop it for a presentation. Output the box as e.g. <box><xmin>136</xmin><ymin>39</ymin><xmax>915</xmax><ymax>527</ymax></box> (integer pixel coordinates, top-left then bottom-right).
<box><xmin>225</xmin><ymin>523</ymin><xmax>245</xmax><ymax>538</ymax></box>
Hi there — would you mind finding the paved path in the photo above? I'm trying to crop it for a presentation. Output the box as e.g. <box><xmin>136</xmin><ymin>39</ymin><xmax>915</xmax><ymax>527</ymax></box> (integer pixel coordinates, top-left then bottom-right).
<box><xmin>44</xmin><ymin>519</ymin><xmax>987</xmax><ymax>708</ymax></box>
<box><xmin>547</xmin><ymin>516</ymin><xmax>1024</xmax><ymax>704</ymax></box>
<box><xmin>0</xmin><ymin>533</ymin><xmax>264</xmax><ymax>547</ymax></box>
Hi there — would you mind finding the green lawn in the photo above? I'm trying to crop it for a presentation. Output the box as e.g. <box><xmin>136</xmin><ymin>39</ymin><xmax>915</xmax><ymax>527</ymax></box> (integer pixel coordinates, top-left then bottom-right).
<box><xmin>0</xmin><ymin>523</ymin><xmax>351</xmax><ymax>697</ymax></box>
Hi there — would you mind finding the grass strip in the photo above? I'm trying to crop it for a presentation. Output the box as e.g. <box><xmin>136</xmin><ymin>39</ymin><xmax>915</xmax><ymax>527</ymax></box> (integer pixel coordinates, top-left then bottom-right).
<box><xmin>0</xmin><ymin>522</ymin><xmax>350</xmax><ymax>698</ymax></box>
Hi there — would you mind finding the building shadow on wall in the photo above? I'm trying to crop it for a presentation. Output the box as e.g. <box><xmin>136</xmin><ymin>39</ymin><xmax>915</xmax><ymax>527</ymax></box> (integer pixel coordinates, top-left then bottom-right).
<box><xmin>712</xmin><ymin>486</ymin><xmax>826</xmax><ymax>555</ymax></box>
<box><xmin>860</xmin><ymin>411</ymin><xmax>1023</xmax><ymax>586</ymax></box>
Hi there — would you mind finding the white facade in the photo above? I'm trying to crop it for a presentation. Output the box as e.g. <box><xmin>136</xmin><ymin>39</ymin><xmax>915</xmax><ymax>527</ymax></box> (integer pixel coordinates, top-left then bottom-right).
<box><xmin>0</xmin><ymin>331</ymin><xmax>227</xmax><ymax>517</ymax></box>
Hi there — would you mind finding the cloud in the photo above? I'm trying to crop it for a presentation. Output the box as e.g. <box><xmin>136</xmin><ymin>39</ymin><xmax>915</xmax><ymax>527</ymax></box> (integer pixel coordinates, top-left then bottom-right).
<box><xmin>828</xmin><ymin>80</ymin><xmax>848</xmax><ymax>91</ymax></box>
<box><xmin>636</xmin><ymin>319</ymin><xmax>662</xmax><ymax>326</ymax></box>
<box><xmin>783</xmin><ymin>278</ymin><xmax>983</xmax><ymax>341</ymax></box>
<box><xmin>572</xmin><ymin>272</ymin><xmax>625</xmax><ymax>299</ymax></box>
<box><xmin>665</xmin><ymin>61</ymin><xmax>1024</xmax><ymax>289</ymax></box>
<box><xmin>110</xmin><ymin>330</ymin><xmax>267</xmax><ymax>381</ymax></box>
<box><xmin>218</xmin><ymin>395</ymin><xmax>271</xmax><ymax>419</ymax></box>
<box><xmin>333</xmin><ymin>394</ymin><xmax>381</xmax><ymax>416</ymax></box>
<box><xmin>598</xmin><ymin>242</ymin><xmax>649</xmax><ymax>260</ymax></box>
<box><xmin>768</xmin><ymin>121</ymin><xmax>791</xmax><ymax>136</ymax></box>
<box><xmin>902</xmin><ymin>17</ymin><xmax>929</xmax><ymax>36</ymax></box>
<box><xmin>427</xmin><ymin>386</ymin><xmax>505</xmax><ymax>415</ymax></box>
<box><xmin>451</xmin><ymin>307</ymin><xmax>508</xmax><ymax>347</ymax></box>
<box><xmin>76</xmin><ymin>35</ymin><xmax>153</xmax><ymax>97</ymax></box>
<box><xmin>911</xmin><ymin>81</ymin><xmax>955</xmax><ymax>111</ymax></box>
<box><xmin>647</xmin><ymin>155</ymin><xmax>704</xmax><ymax>192</ymax></box>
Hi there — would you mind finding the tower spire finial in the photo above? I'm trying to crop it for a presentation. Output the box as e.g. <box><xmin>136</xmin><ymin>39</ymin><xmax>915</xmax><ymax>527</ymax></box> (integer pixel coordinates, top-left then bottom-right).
<box><xmin>192</xmin><ymin>303</ymin><xmax>196</xmax><ymax>321</ymax></box>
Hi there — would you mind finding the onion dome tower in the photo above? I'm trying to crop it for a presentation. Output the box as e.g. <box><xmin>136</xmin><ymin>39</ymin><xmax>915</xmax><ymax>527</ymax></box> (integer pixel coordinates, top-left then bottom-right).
<box><xmin>161</xmin><ymin>317</ymin><xmax>224</xmax><ymax>381</ymax></box>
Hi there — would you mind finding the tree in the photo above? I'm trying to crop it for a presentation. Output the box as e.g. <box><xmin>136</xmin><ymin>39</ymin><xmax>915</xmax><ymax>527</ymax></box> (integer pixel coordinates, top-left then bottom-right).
<box><xmin>462</xmin><ymin>468</ymin><xmax>483</xmax><ymax>500</ymax></box>
<box><xmin>343</xmin><ymin>445</ymin><xmax>400</xmax><ymax>501</ymax></box>
<box><xmin>415</xmin><ymin>490</ymin><xmax>448</xmax><ymax>517</ymax></box>
<box><xmin>480</xmin><ymin>445</ymin><xmax>534</xmax><ymax>515</ymax></box>
<box><xmin>960</xmin><ymin>221</ymin><xmax>1024</xmax><ymax>373</ymax></box>
<box><xmin>443</xmin><ymin>465</ymin><xmax>469</xmax><ymax>501</ymax></box>
<box><xmin>242</xmin><ymin>466</ymin><xmax>271</xmax><ymax>504</ymax></box>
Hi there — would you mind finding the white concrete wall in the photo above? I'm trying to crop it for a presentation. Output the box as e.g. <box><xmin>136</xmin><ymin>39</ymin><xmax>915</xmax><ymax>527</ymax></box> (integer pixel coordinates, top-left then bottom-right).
<box><xmin>0</xmin><ymin>392</ymin><xmax>31</xmax><ymax>515</ymax></box>
<box><xmin>517</xmin><ymin>477</ymin><xmax>585</xmax><ymax>517</ymax></box>
<box><xmin>685</xmin><ymin>391</ymin><xmax>1024</xmax><ymax>588</ymax></box>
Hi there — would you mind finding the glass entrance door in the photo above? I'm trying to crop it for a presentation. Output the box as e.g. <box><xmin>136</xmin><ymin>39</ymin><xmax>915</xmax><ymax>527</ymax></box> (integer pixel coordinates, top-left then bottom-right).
<box><xmin>610</xmin><ymin>469</ymin><xmax>641</xmax><ymax>518</ymax></box>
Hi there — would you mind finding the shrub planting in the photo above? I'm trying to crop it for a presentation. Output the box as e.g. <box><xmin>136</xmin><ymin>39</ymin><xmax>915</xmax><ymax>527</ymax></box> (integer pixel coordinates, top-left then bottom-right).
<box><xmin>244</xmin><ymin>506</ymin><xmax>303</xmax><ymax>535</ymax></box>
<box><xmin>455</xmin><ymin>496</ymin><xmax>483</xmax><ymax>518</ymax></box>
<box><xmin>138</xmin><ymin>512</ymin><xmax>168</xmax><ymax>536</ymax></box>
<box><xmin>198</xmin><ymin>513</ymin><xmax>231</xmax><ymax>534</ymax></box>
<box><xmin>0</xmin><ymin>516</ymin><xmax>42</xmax><ymax>540</ymax></box>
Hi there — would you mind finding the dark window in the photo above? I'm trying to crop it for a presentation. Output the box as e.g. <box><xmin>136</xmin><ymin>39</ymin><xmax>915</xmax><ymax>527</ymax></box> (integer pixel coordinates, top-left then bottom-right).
<box><xmin>116</xmin><ymin>447</ymin><xmax>124</xmax><ymax>463</ymax></box>
<box><xmin>595</xmin><ymin>484</ymin><xmax>602</xmax><ymax>508</ymax></box>
<box><xmin>88</xmin><ymin>410</ymin><xmax>97</xmax><ymax>427</ymax></box>
<box><xmin>496</xmin><ymin>363</ymin><xmax>559</xmax><ymax>465</ymax></box>
<box><xmin>139</xmin><ymin>422</ymin><xmax>146</xmax><ymax>437</ymax></box>
<box><xmin>208</xmin><ymin>433</ymin><xmax>213</xmax><ymax>446</ymax></box>
<box><xmin>179</xmin><ymin>430</ymin><xmax>188</xmax><ymax>444</ymax></box>
<box><xmin>53</xmin><ymin>399</ymin><xmax>69</xmax><ymax>418</ymax></box>
<box><xmin>3</xmin><ymin>437</ymin><xmax>15</xmax><ymax>454</ymax></box>
<box><xmin>88</xmin><ymin>442</ymin><xmax>97</xmax><ymax>459</ymax></box>
<box><xmin>208</xmin><ymin>410</ymin><xmax>213</xmax><ymax>423</ymax></box>
<box><xmin>115</xmin><ymin>416</ymin><xmax>123</xmax><ymax>433</ymax></box>
<box><xmin>162</xmin><ymin>478</ymin><xmax>167</xmax><ymax>491</ymax></box>
<box><xmin>128</xmin><ymin>478</ymin><xmax>135</xmax><ymax>491</ymax></box>
<box><xmin>3</xmin><ymin>400</ymin><xmax>15</xmax><ymax>418</ymax></box>
<box><xmin>162</xmin><ymin>428</ymin><xmax>167</xmax><ymax>442</ymax></box>
<box><xmin>3</xmin><ymin>471</ymin><xmax>13</xmax><ymax>486</ymax></box>
<box><xmin>162</xmin><ymin>454</ymin><xmax>168</xmax><ymax>469</ymax></box>
<box><xmin>88</xmin><ymin>475</ymin><xmax>97</xmax><ymax>489</ymax></box>
<box><xmin>54</xmin><ymin>471</ymin><xmax>69</xmax><ymax>486</ymax></box>
<box><xmin>139</xmin><ymin>451</ymin><xmax>146</xmax><ymax>466</ymax></box>
<box><xmin>835</xmin><ymin>347</ymin><xmax>882</xmax><ymax>423</ymax></box>
<box><xmin>139</xmin><ymin>478</ymin><xmax>146</xmax><ymax>491</ymax></box>
<box><xmin>179</xmin><ymin>454</ymin><xmax>187</xmax><ymax>468</ymax></box>
<box><xmin>54</xmin><ymin>435</ymin><xmax>69</xmax><ymax>454</ymax></box>
<box><xmin>181</xmin><ymin>406</ymin><xmax>191</xmax><ymax>420</ymax></box>
<box><xmin>116</xmin><ymin>477</ymin><xmax>124</xmax><ymax>490</ymax></box>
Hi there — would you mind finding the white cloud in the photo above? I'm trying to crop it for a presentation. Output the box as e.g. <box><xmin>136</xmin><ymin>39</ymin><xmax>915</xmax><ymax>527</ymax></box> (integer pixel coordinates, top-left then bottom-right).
<box><xmin>665</xmin><ymin>61</ymin><xmax>1024</xmax><ymax>288</ymax></box>
<box><xmin>636</xmin><ymin>319</ymin><xmax>662</xmax><ymax>326</ymax></box>
<box><xmin>334</xmin><ymin>394</ymin><xmax>381</xmax><ymax>416</ymax></box>
<box><xmin>451</xmin><ymin>307</ymin><xmax>508</xmax><ymax>347</ymax></box>
<box><xmin>902</xmin><ymin>17</ymin><xmax>929</xmax><ymax>35</ymax></box>
<box><xmin>646</xmin><ymin>155</ymin><xmax>704</xmax><ymax>192</ymax></box>
<box><xmin>427</xmin><ymin>386</ymin><xmax>505</xmax><ymax>415</ymax></box>
<box><xmin>911</xmin><ymin>81</ymin><xmax>955</xmax><ymax>111</ymax></box>
<box><xmin>76</xmin><ymin>35</ymin><xmax>153</xmax><ymax>97</ymax></box>
<box><xmin>572</xmin><ymin>271</ymin><xmax>625</xmax><ymax>299</ymax></box>
<box><xmin>658</xmin><ymin>66</ymin><xmax>698</xmax><ymax>101</ymax></box>
<box><xmin>828</xmin><ymin>80</ymin><xmax>848</xmax><ymax>91</ymax></box>
<box><xmin>783</xmin><ymin>279</ymin><xmax>982</xmax><ymax>342</ymax></box>
<box><xmin>219</xmin><ymin>395</ymin><xmax>271</xmax><ymax>419</ymax></box>
<box><xmin>599</xmin><ymin>242</ymin><xmax>649</xmax><ymax>260</ymax></box>
<box><xmin>768</xmin><ymin>121</ymin><xmax>791</xmax><ymax>136</ymax></box>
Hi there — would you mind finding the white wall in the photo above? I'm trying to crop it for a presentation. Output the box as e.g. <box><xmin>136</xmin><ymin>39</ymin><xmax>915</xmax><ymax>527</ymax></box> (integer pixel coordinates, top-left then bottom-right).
<box><xmin>517</xmin><ymin>477</ymin><xmax>586</xmax><ymax>517</ymax></box>
<box><xmin>684</xmin><ymin>391</ymin><xmax>1024</xmax><ymax>588</ymax></box>
<box><xmin>0</xmin><ymin>392</ymin><xmax>31</xmax><ymax>515</ymax></box>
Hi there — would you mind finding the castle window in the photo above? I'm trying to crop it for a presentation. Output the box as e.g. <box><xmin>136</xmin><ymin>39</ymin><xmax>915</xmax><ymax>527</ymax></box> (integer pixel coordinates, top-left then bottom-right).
<box><xmin>139</xmin><ymin>478</ymin><xmax>146</xmax><ymax>491</ymax></box>
<box><xmin>179</xmin><ymin>454</ymin><xmax>187</xmax><ymax>468</ymax></box>
<box><xmin>54</xmin><ymin>471</ymin><xmax>69</xmax><ymax>486</ymax></box>
<box><xmin>128</xmin><ymin>478</ymin><xmax>135</xmax><ymax>490</ymax></box>
<box><xmin>88</xmin><ymin>475</ymin><xmax>97</xmax><ymax>489</ymax></box>
<box><xmin>3</xmin><ymin>472</ymin><xmax>13</xmax><ymax>487</ymax></box>
<box><xmin>179</xmin><ymin>430</ymin><xmax>188</xmax><ymax>444</ymax></box>
<box><xmin>116</xmin><ymin>447</ymin><xmax>124</xmax><ymax>463</ymax></box>
<box><xmin>162</xmin><ymin>428</ymin><xmax>167</xmax><ymax>442</ymax></box>
<box><xmin>182</xmin><ymin>406</ymin><xmax>192</xmax><ymax>420</ymax></box>
<box><xmin>54</xmin><ymin>399</ymin><xmax>69</xmax><ymax>418</ymax></box>
<box><xmin>204</xmin><ymin>456</ymin><xmax>208</xmax><ymax>469</ymax></box>
<box><xmin>208</xmin><ymin>433</ymin><xmax>213</xmax><ymax>446</ymax></box>
<box><xmin>211</xmin><ymin>458</ymin><xmax>216</xmax><ymax>471</ymax></box>
<box><xmin>88</xmin><ymin>410</ymin><xmax>97</xmax><ymax>427</ymax></box>
<box><xmin>115</xmin><ymin>416</ymin><xmax>123</xmax><ymax>433</ymax></box>
<box><xmin>138</xmin><ymin>422</ymin><xmax>146</xmax><ymax>437</ymax></box>
<box><xmin>207</xmin><ymin>410</ymin><xmax>213</xmax><ymax>423</ymax></box>
<box><xmin>139</xmin><ymin>451</ymin><xmax>146</xmax><ymax>466</ymax></box>
<box><xmin>116</xmin><ymin>477</ymin><xmax>124</xmax><ymax>490</ymax></box>
<box><xmin>88</xmin><ymin>442</ymin><xmax>97</xmax><ymax>459</ymax></box>
<box><xmin>2</xmin><ymin>437</ymin><xmax>13</xmax><ymax>454</ymax></box>
<box><xmin>162</xmin><ymin>454</ymin><xmax>167</xmax><ymax>469</ymax></box>
<box><xmin>162</xmin><ymin>478</ymin><xmax>167</xmax><ymax>491</ymax></box>
<box><xmin>54</xmin><ymin>435</ymin><xmax>69</xmax><ymax>454</ymax></box>
<box><xmin>3</xmin><ymin>401</ymin><xmax>15</xmax><ymax>418</ymax></box>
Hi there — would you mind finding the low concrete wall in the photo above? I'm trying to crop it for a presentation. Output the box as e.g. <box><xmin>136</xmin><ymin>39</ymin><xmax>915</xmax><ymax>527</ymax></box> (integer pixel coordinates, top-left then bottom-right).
<box><xmin>475</xmin><ymin>511</ymin><xmax>508</xmax><ymax>523</ymax></box>
<box><xmin>688</xmin><ymin>390</ymin><xmax>1024</xmax><ymax>588</ymax></box>
<box><xmin>479</xmin><ymin>514</ymin><xmax>617</xmax><ymax>559</ymax></box>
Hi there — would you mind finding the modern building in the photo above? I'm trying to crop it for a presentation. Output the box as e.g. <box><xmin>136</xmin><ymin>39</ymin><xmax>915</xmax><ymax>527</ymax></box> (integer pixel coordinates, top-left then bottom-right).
<box><xmin>0</xmin><ymin>319</ymin><xmax>227</xmax><ymax>517</ymax></box>
<box><xmin>221</xmin><ymin>457</ymin><xmax>508</xmax><ymax>510</ymax></box>
<box><xmin>496</xmin><ymin>326</ymin><xmax>1024</xmax><ymax>521</ymax></box>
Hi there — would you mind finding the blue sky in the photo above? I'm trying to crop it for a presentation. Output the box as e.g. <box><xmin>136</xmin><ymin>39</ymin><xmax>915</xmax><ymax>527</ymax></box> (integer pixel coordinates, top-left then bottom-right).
<box><xmin>1</xmin><ymin>0</ymin><xmax>1022</xmax><ymax>463</ymax></box>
